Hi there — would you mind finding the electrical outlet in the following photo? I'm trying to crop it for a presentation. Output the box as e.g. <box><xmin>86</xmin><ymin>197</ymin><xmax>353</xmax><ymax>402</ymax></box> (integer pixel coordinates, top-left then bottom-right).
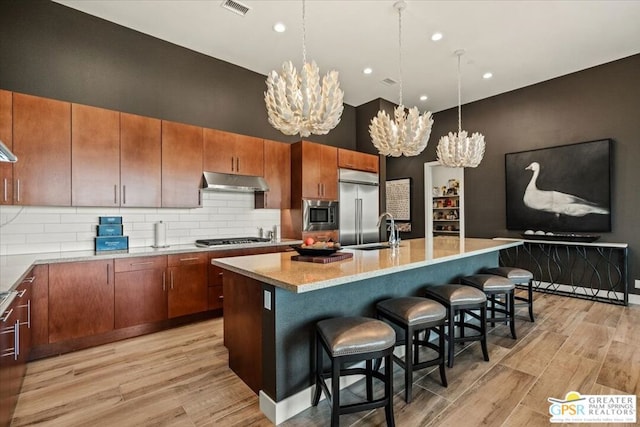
<box><xmin>635</xmin><ymin>279</ymin><xmax>640</xmax><ymax>289</ymax></box>
<box><xmin>264</xmin><ymin>289</ymin><xmax>272</xmax><ymax>310</ymax></box>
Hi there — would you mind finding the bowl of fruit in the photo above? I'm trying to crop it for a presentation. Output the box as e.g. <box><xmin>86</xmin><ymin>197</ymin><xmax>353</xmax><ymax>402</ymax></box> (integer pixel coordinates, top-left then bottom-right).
<box><xmin>291</xmin><ymin>238</ymin><xmax>342</xmax><ymax>256</ymax></box>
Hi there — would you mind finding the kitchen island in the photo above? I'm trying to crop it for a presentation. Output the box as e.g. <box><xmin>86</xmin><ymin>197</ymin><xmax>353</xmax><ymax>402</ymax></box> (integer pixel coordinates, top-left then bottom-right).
<box><xmin>212</xmin><ymin>237</ymin><xmax>522</xmax><ymax>424</ymax></box>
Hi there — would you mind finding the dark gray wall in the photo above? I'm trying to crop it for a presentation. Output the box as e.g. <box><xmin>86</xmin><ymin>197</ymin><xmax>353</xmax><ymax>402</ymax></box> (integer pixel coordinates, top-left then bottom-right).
<box><xmin>0</xmin><ymin>0</ymin><xmax>355</xmax><ymax>148</ymax></box>
<box><xmin>384</xmin><ymin>54</ymin><xmax>640</xmax><ymax>294</ymax></box>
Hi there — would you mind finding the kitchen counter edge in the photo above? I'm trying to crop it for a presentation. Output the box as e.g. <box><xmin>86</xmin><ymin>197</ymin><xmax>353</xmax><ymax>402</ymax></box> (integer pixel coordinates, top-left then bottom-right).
<box><xmin>0</xmin><ymin>240</ymin><xmax>302</xmax><ymax>310</ymax></box>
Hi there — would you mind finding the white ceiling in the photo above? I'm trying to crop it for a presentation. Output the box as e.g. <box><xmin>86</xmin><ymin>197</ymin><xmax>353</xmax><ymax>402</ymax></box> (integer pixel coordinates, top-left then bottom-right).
<box><xmin>54</xmin><ymin>0</ymin><xmax>640</xmax><ymax>113</ymax></box>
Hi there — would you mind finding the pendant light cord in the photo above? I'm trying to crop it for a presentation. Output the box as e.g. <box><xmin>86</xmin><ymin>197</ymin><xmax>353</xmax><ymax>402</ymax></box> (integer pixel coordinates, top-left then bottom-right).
<box><xmin>302</xmin><ymin>0</ymin><xmax>307</xmax><ymax>64</ymax></box>
<box><xmin>398</xmin><ymin>2</ymin><xmax>403</xmax><ymax>107</ymax></box>
<box><xmin>457</xmin><ymin>52</ymin><xmax>462</xmax><ymax>134</ymax></box>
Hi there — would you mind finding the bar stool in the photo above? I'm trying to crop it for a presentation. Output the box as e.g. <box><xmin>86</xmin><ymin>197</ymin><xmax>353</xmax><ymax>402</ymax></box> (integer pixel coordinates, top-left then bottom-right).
<box><xmin>484</xmin><ymin>267</ymin><xmax>535</xmax><ymax>322</ymax></box>
<box><xmin>461</xmin><ymin>274</ymin><xmax>517</xmax><ymax>339</ymax></box>
<box><xmin>423</xmin><ymin>284</ymin><xmax>489</xmax><ymax>368</ymax></box>
<box><xmin>376</xmin><ymin>297</ymin><xmax>447</xmax><ymax>403</ymax></box>
<box><xmin>312</xmin><ymin>316</ymin><xmax>396</xmax><ymax>427</ymax></box>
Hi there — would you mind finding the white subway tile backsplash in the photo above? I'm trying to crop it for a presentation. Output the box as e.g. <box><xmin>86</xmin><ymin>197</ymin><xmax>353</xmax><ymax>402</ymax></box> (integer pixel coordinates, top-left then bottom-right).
<box><xmin>0</xmin><ymin>192</ymin><xmax>281</xmax><ymax>255</ymax></box>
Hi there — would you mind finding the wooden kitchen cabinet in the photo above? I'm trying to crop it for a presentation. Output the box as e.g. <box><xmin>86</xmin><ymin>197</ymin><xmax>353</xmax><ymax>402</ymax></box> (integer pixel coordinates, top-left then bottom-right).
<box><xmin>203</xmin><ymin>128</ymin><xmax>264</xmax><ymax>176</ymax></box>
<box><xmin>29</xmin><ymin>264</ymin><xmax>48</xmax><ymax>348</ymax></box>
<box><xmin>48</xmin><ymin>260</ymin><xmax>114</xmax><ymax>343</ymax></box>
<box><xmin>0</xmin><ymin>296</ymin><xmax>21</xmax><ymax>427</ymax></box>
<box><xmin>120</xmin><ymin>112</ymin><xmax>162</xmax><ymax>207</ymax></box>
<box><xmin>162</xmin><ymin>120</ymin><xmax>203</xmax><ymax>208</ymax></box>
<box><xmin>71</xmin><ymin>104</ymin><xmax>121</xmax><ymax>206</ymax></box>
<box><xmin>0</xmin><ymin>89</ymin><xmax>13</xmax><ymax>205</ymax></box>
<box><xmin>338</xmin><ymin>148</ymin><xmax>379</xmax><ymax>173</ymax></box>
<box><xmin>291</xmin><ymin>141</ymin><xmax>338</xmax><ymax>200</ymax></box>
<box><xmin>167</xmin><ymin>253</ymin><xmax>208</xmax><ymax>318</ymax></box>
<box><xmin>114</xmin><ymin>256</ymin><xmax>168</xmax><ymax>329</ymax></box>
<box><xmin>0</xmin><ymin>276</ymin><xmax>32</xmax><ymax>426</ymax></box>
<box><xmin>12</xmin><ymin>93</ymin><xmax>71</xmax><ymax>206</ymax></box>
<box><xmin>256</xmin><ymin>139</ymin><xmax>290</xmax><ymax>209</ymax></box>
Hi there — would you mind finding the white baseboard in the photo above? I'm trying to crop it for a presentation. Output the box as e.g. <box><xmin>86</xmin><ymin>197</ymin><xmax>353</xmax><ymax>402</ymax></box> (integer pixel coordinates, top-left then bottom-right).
<box><xmin>259</xmin><ymin>372</ymin><xmax>365</xmax><ymax>425</ymax></box>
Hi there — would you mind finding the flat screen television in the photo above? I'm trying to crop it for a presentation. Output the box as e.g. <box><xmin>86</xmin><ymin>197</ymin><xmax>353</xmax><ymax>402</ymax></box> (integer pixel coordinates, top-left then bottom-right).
<box><xmin>505</xmin><ymin>139</ymin><xmax>612</xmax><ymax>232</ymax></box>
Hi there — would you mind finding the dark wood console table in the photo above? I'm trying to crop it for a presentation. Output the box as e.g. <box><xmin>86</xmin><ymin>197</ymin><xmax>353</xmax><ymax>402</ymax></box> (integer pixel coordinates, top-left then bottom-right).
<box><xmin>496</xmin><ymin>238</ymin><xmax>628</xmax><ymax>306</ymax></box>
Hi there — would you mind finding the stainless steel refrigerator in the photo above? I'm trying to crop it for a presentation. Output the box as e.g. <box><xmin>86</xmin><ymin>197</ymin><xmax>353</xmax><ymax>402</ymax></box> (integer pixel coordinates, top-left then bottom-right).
<box><xmin>339</xmin><ymin>168</ymin><xmax>380</xmax><ymax>245</ymax></box>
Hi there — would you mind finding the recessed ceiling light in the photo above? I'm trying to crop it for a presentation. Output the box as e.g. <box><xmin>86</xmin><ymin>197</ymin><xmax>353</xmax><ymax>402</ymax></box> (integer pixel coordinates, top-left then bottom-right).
<box><xmin>483</xmin><ymin>72</ymin><xmax>493</xmax><ymax>79</ymax></box>
<box><xmin>419</xmin><ymin>95</ymin><xmax>428</xmax><ymax>101</ymax></box>
<box><xmin>431</xmin><ymin>32</ymin><xmax>443</xmax><ymax>41</ymax></box>
<box><xmin>363</xmin><ymin>67</ymin><xmax>373</xmax><ymax>75</ymax></box>
<box><xmin>273</xmin><ymin>22</ymin><xmax>286</xmax><ymax>33</ymax></box>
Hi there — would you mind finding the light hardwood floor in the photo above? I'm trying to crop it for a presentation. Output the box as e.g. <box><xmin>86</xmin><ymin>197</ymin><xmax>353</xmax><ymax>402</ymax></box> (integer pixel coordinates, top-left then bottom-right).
<box><xmin>11</xmin><ymin>292</ymin><xmax>640</xmax><ymax>426</ymax></box>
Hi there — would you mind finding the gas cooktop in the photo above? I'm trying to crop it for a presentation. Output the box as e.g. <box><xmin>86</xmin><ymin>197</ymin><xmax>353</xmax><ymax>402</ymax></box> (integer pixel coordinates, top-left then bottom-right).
<box><xmin>195</xmin><ymin>237</ymin><xmax>272</xmax><ymax>247</ymax></box>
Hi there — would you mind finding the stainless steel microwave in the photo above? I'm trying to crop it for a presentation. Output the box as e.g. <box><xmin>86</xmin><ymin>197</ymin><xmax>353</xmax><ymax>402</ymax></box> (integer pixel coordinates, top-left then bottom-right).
<box><xmin>303</xmin><ymin>200</ymin><xmax>338</xmax><ymax>231</ymax></box>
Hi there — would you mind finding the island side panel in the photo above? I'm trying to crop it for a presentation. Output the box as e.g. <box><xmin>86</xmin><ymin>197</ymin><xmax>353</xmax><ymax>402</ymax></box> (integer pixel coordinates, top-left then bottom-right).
<box><xmin>264</xmin><ymin>251</ymin><xmax>497</xmax><ymax>402</ymax></box>
<box><xmin>223</xmin><ymin>270</ymin><xmax>263</xmax><ymax>394</ymax></box>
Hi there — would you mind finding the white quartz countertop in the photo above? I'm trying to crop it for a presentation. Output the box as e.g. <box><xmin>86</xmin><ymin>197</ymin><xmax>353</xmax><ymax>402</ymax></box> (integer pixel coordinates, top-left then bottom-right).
<box><xmin>212</xmin><ymin>237</ymin><xmax>523</xmax><ymax>293</ymax></box>
<box><xmin>0</xmin><ymin>239</ymin><xmax>301</xmax><ymax>310</ymax></box>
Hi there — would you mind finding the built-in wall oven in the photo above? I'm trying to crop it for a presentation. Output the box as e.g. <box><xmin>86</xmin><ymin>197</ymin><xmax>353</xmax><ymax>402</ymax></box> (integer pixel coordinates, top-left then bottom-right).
<box><xmin>303</xmin><ymin>200</ymin><xmax>338</xmax><ymax>231</ymax></box>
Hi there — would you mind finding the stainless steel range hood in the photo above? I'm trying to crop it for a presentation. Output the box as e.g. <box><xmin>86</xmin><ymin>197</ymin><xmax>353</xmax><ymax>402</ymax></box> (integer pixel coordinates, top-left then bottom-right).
<box><xmin>202</xmin><ymin>171</ymin><xmax>269</xmax><ymax>193</ymax></box>
<box><xmin>0</xmin><ymin>140</ymin><xmax>17</xmax><ymax>163</ymax></box>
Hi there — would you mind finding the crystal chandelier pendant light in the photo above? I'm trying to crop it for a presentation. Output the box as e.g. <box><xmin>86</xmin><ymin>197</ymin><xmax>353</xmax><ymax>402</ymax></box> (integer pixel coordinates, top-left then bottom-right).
<box><xmin>436</xmin><ymin>50</ymin><xmax>486</xmax><ymax>167</ymax></box>
<box><xmin>369</xmin><ymin>0</ymin><xmax>434</xmax><ymax>157</ymax></box>
<box><xmin>264</xmin><ymin>0</ymin><xmax>344</xmax><ymax>138</ymax></box>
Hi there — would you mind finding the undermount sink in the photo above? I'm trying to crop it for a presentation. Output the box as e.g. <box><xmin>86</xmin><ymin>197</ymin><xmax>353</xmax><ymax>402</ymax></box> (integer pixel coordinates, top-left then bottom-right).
<box><xmin>349</xmin><ymin>244</ymin><xmax>393</xmax><ymax>251</ymax></box>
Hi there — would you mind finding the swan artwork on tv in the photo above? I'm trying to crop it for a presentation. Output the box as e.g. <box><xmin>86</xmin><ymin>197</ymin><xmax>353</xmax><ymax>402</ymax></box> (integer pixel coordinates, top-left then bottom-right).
<box><xmin>523</xmin><ymin>162</ymin><xmax>609</xmax><ymax>217</ymax></box>
<box><xmin>505</xmin><ymin>139</ymin><xmax>611</xmax><ymax>232</ymax></box>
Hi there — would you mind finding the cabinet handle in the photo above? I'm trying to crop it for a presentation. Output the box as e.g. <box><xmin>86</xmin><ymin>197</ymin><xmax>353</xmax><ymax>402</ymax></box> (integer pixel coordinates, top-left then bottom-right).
<box><xmin>179</xmin><ymin>257</ymin><xmax>199</xmax><ymax>262</ymax></box>
<box><xmin>16</xmin><ymin>179</ymin><xmax>20</xmax><ymax>203</ymax></box>
<box><xmin>106</xmin><ymin>263</ymin><xmax>110</xmax><ymax>284</ymax></box>
<box><xmin>25</xmin><ymin>300</ymin><xmax>31</xmax><ymax>328</ymax></box>
<box><xmin>3</xmin><ymin>178</ymin><xmax>6</xmax><ymax>202</ymax></box>
<box><xmin>170</xmin><ymin>271</ymin><xmax>174</xmax><ymax>290</ymax></box>
<box><xmin>131</xmin><ymin>261</ymin><xmax>154</xmax><ymax>266</ymax></box>
<box><xmin>162</xmin><ymin>271</ymin><xmax>166</xmax><ymax>291</ymax></box>
<box><xmin>16</xmin><ymin>289</ymin><xmax>26</xmax><ymax>298</ymax></box>
<box><xmin>0</xmin><ymin>308</ymin><xmax>13</xmax><ymax>322</ymax></box>
<box><xmin>122</xmin><ymin>185</ymin><xmax>126</xmax><ymax>205</ymax></box>
<box><xmin>114</xmin><ymin>185</ymin><xmax>118</xmax><ymax>205</ymax></box>
<box><xmin>317</xmin><ymin>183</ymin><xmax>321</xmax><ymax>197</ymax></box>
<box><xmin>14</xmin><ymin>320</ymin><xmax>19</xmax><ymax>360</ymax></box>
<box><xmin>22</xmin><ymin>276</ymin><xmax>35</xmax><ymax>283</ymax></box>
<box><xmin>230</xmin><ymin>157</ymin><xmax>234</xmax><ymax>172</ymax></box>
<box><xmin>236</xmin><ymin>157</ymin><xmax>239</xmax><ymax>173</ymax></box>
<box><xmin>218</xmin><ymin>295</ymin><xmax>224</xmax><ymax>300</ymax></box>
<box><xmin>218</xmin><ymin>272</ymin><xmax>223</xmax><ymax>277</ymax></box>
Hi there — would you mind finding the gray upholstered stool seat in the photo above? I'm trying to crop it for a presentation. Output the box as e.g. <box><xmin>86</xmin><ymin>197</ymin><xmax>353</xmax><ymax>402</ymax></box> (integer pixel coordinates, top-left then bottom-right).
<box><xmin>423</xmin><ymin>284</ymin><xmax>489</xmax><ymax>368</ymax></box>
<box><xmin>461</xmin><ymin>274</ymin><xmax>517</xmax><ymax>339</ymax></box>
<box><xmin>376</xmin><ymin>297</ymin><xmax>447</xmax><ymax>402</ymax></box>
<box><xmin>313</xmin><ymin>316</ymin><xmax>396</xmax><ymax>426</ymax></box>
<box><xmin>484</xmin><ymin>267</ymin><xmax>535</xmax><ymax>322</ymax></box>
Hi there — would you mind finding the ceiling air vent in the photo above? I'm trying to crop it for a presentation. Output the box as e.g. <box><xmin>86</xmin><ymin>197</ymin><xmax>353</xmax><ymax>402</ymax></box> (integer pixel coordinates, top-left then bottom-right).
<box><xmin>381</xmin><ymin>77</ymin><xmax>397</xmax><ymax>86</ymax></box>
<box><xmin>221</xmin><ymin>0</ymin><xmax>251</xmax><ymax>16</ymax></box>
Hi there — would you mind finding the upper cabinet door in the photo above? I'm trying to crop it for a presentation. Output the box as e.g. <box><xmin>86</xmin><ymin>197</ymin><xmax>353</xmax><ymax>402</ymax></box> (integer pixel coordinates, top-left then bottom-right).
<box><xmin>258</xmin><ymin>139</ymin><xmax>290</xmax><ymax>209</ymax></box>
<box><xmin>120</xmin><ymin>113</ymin><xmax>161</xmax><ymax>207</ymax></box>
<box><xmin>338</xmin><ymin>148</ymin><xmax>379</xmax><ymax>174</ymax></box>
<box><xmin>161</xmin><ymin>120</ymin><xmax>203</xmax><ymax>208</ymax></box>
<box><xmin>203</xmin><ymin>128</ymin><xmax>264</xmax><ymax>176</ymax></box>
<box><xmin>203</xmin><ymin>128</ymin><xmax>235</xmax><ymax>174</ymax></box>
<box><xmin>296</xmin><ymin>141</ymin><xmax>337</xmax><ymax>200</ymax></box>
<box><xmin>318</xmin><ymin>144</ymin><xmax>338</xmax><ymax>200</ymax></box>
<box><xmin>71</xmin><ymin>104</ymin><xmax>120</xmax><ymax>206</ymax></box>
<box><xmin>13</xmin><ymin>93</ymin><xmax>71</xmax><ymax>206</ymax></box>
<box><xmin>0</xmin><ymin>90</ymin><xmax>12</xmax><ymax>205</ymax></box>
